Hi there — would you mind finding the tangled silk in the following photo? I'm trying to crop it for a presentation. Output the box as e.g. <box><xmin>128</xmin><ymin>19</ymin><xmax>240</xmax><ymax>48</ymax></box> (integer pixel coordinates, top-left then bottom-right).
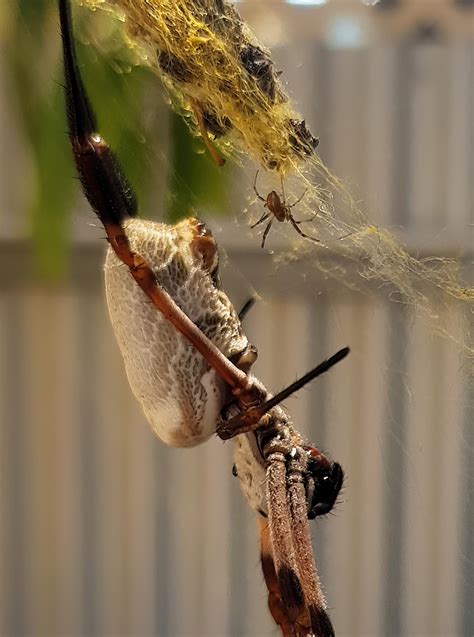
<box><xmin>79</xmin><ymin>0</ymin><xmax>473</xmax><ymax>358</ymax></box>
<box><xmin>82</xmin><ymin>0</ymin><xmax>320</xmax><ymax>170</ymax></box>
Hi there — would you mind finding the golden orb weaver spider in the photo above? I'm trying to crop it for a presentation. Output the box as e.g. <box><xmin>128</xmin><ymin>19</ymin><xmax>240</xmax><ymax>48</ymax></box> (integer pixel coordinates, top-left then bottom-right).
<box><xmin>59</xmin><ymin>1</ymin><xmax>348</xmax><ymax>634</ymax></box>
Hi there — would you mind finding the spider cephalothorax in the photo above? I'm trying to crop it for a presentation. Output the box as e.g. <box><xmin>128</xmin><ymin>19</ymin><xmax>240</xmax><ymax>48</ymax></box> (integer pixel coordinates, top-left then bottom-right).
<box><xmin>59</xmin><ymin>2</ymin><xmax>348</xmax><ymax>635</ymax></box>
<box><xmin>305</xmin><ymin>449</ymin><xmax>344</xmax><ymax>519</ymax></box>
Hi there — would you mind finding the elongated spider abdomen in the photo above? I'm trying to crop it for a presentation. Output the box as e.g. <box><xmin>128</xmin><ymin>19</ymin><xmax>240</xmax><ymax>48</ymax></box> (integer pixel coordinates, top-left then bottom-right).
<box><xmin>105</xmin><ymin>217</ymin><xmax>250</xmax><ymax>447</ymax></box>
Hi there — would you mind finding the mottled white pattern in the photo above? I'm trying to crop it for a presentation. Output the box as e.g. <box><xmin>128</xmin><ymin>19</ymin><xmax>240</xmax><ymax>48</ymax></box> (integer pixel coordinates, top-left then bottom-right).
<box><xmin>104</xmin><ymin>218</ymin><xmax>249</xmax><ymax>447</ymax></box>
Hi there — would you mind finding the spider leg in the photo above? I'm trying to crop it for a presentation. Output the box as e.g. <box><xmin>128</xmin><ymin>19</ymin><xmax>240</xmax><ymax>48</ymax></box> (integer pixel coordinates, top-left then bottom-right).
<box><xmin>289</xmin><ymin>214</ymin><xmax>320</xmax><ymax>243</ymax></box>
<box><xmin>261</xmin><ymin>219</ymin><xmax>274</xmax><ymax>248</ymax></box>
<box><xmin>259</xmin><ymin>518</ymin><xmax>300</xmax><ymax>637</ymax></box>
<box><xmin>287</xmin><ymin>456</ymin><xmax>335</xmax><ymax>636</ymax></box>
<box><xmin>191</xmin><ymin>100</ymin><xmax>226</xmax><ymax>167</ymax></box>
<box><xmin>280</xmin><ymin>174</ymin><xmax>287</xmax><ymax>207</ymax></box>
<box><xmin>264</xmin><ymin>441</ymin><xmax>311</xmax><ymax>635</ymax></box>
<box><xmin>294</xmin><ymin>217</ymin><xmax>317</xmax><ymax>225</ymax></box>
<box><xmin>59</xmin><ymin>0</ymin><xmax>259</xmax><ymax>398</ymax></box>
<box><xmin>59</xmin><ymin>0</ymin><xmax>136</xmax><ymax>225</ymax></box>
<box><xmin>288</xmin><ymin>189</ymin><xmax>307</xmax><ymax>209</ymax></box>
<box><xmin>253</xmin><ymin>170</ymin><xmax>267</xmax><ymax>202</ymax></box>
<box><xmin>251</xmin><ymin>212</ymin><xmax>271</xmax><ymax>229</ymax></box>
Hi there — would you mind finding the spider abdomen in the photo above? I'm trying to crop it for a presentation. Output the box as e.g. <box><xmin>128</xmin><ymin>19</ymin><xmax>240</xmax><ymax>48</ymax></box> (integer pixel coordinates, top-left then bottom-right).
<box><xmin>266</xmin><ymin>191</ymin><xmax>286</xmax><ymax>222</ymax></box>
<box><xmin>104</xmin><ymin>217</ymin><xmax>249</xmax><ymax>447</ymax></box>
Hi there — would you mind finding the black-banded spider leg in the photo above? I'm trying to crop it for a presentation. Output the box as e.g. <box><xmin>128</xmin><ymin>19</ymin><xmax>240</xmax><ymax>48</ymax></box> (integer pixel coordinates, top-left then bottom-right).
<box><xmin>59</xmin><ymin>2</ymin><xmax>348</xmax><ymax>634</ymax></box>
<box><xmin>252</xmin><ymin>171</ymin><xmax>320</xmax><ymax>248</ymax></box>
<box><xmin>59</xmin><ymin>0</ymin><xmax>248</xmax><ymax>393</ymax></box>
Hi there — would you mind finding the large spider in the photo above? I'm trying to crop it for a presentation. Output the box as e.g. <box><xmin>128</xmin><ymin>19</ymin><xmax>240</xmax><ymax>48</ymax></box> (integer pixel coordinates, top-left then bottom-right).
<box><xmin>59</xmin><ymin>2</ymin><xmax>348</xmax><ymax>635</ymax></box>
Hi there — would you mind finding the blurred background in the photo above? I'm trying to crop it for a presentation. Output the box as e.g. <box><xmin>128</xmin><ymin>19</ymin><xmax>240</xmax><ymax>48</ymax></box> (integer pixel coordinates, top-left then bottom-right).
<box><xmin>0</xmin><ymin>0</ymin><xmax>472</xmax><ymax>635</ymax></box>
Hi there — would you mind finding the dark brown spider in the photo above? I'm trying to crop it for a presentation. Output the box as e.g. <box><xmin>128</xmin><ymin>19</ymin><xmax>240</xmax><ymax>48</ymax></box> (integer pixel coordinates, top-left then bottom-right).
<box><xmin>252</xmin><ymin>171</ymin><xmax>320</xmax><ymax>248</ymax></box>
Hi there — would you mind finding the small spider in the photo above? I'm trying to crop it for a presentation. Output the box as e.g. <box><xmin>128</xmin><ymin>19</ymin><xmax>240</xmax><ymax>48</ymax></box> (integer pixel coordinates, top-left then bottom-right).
<box><xmin>252</xmin><ymin>171</ymin><xmax>320</xmax><ymax>248</ymax></box>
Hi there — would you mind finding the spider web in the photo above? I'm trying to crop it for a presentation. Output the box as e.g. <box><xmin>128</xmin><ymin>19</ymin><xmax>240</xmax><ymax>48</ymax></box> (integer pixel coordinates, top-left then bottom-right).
<box><xmin>79</xmin><ymin>0</ymin><xmax>472</xmax><ymax>360</ymax></box>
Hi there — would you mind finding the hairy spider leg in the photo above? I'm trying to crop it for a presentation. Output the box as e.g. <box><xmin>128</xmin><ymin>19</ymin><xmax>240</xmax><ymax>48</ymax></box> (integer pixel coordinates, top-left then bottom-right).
<box><xmin>265</xmin><ymin>439</ymin><xmax>334</xmax><ymax>637</ymax></box>
<box><xmin>191</xmin><ymin>99</ymin><xmax>226</xmax><ymax>167</ymax></box>
<box><xmin>259</xmin><ymin>519</ymin><xmax>311</xmax><ymax>637</ymax></box>
<box><xmin>59</xmin><ymin>0</ymin><xmax>254</xmax><ymax>395</ymax></box>
<box><xmin>265</xmin><ymin>444</ymin><xmax>311</xmax><ymax>635</ymax></box>
<box><xmin>287</xmin><ymin>456</ymin><xmax>334</xmax><ymax>636</ymax></box>
<box><xmin>264</xmin><ymin>440</ymin><xmax>306</xmax><ymax>626</ymax></box>
<box><xmin>59</xmin><ymin>0</ymin><xmax>136</xmax><ymax>223</ymax></box>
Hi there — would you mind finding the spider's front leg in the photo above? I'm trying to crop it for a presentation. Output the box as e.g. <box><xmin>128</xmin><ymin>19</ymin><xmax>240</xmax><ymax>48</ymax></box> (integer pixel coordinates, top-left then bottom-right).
<box><xmin>262</xmin><ymin>433</ymin><xmax>335</xmax><ymax>637</ymax></box>
<box><xmin>286</xmin><ymin>453</ymin><xmax>335</xmax><ymax>636</ymax></box>
<box><xmin>233</xmin><ymin>412</ymin><xmax>339</xmax><ymax>637</ymax></box>
<box><xmin>264</xmin><ymin>437</ymin><xmax>315</xmax><ymax>636</ymax></box>
<box><xmin>259</xmin><ymin>518</ymin><xmax>312</xmax><ymax>637</ymax></box>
